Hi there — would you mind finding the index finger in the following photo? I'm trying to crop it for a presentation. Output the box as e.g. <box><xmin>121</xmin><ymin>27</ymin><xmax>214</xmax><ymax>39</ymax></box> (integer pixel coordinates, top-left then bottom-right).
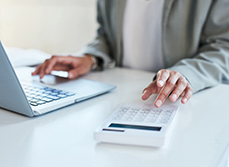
<box><xmin>45</xmin><ymin>56</ymin><xmax>62</xmax><ymax>74</ymax></box>
<box><xmin>156</xmin><ymin>69</ymin><xmax>170</xmax><ymax>87</ymax></box>
<box><xmin>32</xmin><ymin>64</ymin><xmax>42</xmax><ymax>75</ymax></box>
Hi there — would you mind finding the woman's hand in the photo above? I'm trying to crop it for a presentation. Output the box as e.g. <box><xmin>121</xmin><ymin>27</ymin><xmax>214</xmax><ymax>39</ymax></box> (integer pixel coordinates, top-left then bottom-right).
<box><xmin>32</xmin><ymin>55</ymin><xmax>93</xmax><ymax>79</ymax></box>
<box><xmin>142</xmin><ymin>69</ymin><xmax>193</xmax><ymax>108</ymax></box>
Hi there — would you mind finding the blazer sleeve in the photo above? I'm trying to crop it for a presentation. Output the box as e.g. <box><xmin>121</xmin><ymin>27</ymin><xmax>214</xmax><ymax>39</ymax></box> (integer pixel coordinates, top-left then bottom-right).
<box><xmin>168</xmin><ymin>0</ymin><xmax>229</xmax><ymax>93</ymax></box>
<box><xmin>79</xmin><ymin>0</ymin><xmax>115</xmax><ymax>70</ymax></box>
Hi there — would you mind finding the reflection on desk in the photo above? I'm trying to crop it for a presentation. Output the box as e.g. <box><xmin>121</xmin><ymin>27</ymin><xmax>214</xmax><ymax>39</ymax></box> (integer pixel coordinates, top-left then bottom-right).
<box><xmin>0</xmin><ymin>67</ymin><xmax>229</xmax><ymax>167</ymax></box>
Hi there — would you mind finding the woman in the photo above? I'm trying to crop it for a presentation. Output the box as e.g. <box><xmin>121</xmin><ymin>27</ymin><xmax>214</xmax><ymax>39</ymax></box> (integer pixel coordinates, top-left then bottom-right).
<box><xmin>32</xmin><ymin>0</ymin><xmax>229</xmax><ymax>107</ymax></box>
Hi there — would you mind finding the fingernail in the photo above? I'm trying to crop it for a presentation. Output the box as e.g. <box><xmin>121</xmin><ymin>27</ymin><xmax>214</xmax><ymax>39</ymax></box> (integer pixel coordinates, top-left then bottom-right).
<box><xmin>158</xmin><ymin>80</ymin><xmax>164</xmax><ymax>87</ymax></box>
<box><xmin>142</xmin><ymin>90</ymin><xmax>147</xmax><ymax>95</ymax></box>
<box><xmin>182</xmin><ymin>98</ymin><xmax>187</xmax><ymax>103</ymax></box>
<box><xmin>155</xmin><ymin>100</ymin><xmax>162</xmax><ymax>107</ymax></box>
<box><xmin>68</xmin><ymin>73</ymin><xmax>73</xmax><ymax>79</ymax></box>
<box><xmin>171</xmin><ymin>94</ymin><xmax>177</xmax><ymax>101</ymax></box>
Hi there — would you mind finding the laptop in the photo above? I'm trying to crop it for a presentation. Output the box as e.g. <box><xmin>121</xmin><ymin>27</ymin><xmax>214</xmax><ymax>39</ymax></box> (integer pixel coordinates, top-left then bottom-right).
<box><xmin>0</xmin><ymin>41</ymin><xmax>116</xmax><ymax>117</ymax></box>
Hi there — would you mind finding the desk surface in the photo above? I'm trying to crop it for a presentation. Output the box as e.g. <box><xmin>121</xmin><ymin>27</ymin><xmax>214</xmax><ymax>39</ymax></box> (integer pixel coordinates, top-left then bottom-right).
<box><xmin>1</xmin><ymin>67</ymin><xmax>229</xmax><ymax>167</ymax></box>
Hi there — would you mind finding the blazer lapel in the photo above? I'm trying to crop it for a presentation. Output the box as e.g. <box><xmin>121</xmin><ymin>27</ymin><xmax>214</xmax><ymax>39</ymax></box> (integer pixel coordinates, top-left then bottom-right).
<box><xmin>162</xmin><ymin>0</ymin><xmax>175</xmax><ymax>66</ymax></box>
<box><xmin>115</xmin><ymin>0</ymin><xmax>126</xmax><ymax>66</ymax></box>
<box><xmin>162</xmin><ymin>0</ymin><xmax>175</xmax><ymax>25</ymax></box>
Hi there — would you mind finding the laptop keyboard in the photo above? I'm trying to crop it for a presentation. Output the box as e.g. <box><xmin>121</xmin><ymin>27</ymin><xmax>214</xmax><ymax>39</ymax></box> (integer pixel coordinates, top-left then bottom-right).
<box><xmin>22</xmin><ymin>84</ymin><xmax>76</xmax><ymax>106</ymax></box>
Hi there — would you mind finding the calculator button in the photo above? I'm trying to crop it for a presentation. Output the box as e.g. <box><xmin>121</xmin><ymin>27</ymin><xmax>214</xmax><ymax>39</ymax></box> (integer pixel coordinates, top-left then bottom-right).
<box><xmin>157</xmin><ymin>119</ymin><xmax>169</xmax><ymax>124</ymax></box>
<box><xmin>133</xmin><ymin>118</ymin><xmax>144</xmax><ymax>122</ymax></box>
<box><xmin>112</xmin><ymin>116</ymin><xmax>121</xmax><ymax>120</ymax></box>
<box><xmin>144</xmin><ymin>118</ymin><xmax>156</xmax><ymax>123</ymax></box>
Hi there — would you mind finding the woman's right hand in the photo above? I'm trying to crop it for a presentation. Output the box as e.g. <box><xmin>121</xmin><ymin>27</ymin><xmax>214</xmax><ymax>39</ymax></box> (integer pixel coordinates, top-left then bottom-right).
<box><xmin>32</xmin><ymin>55</ymin><xmax>93</xmax><ymax>79</ymax></box>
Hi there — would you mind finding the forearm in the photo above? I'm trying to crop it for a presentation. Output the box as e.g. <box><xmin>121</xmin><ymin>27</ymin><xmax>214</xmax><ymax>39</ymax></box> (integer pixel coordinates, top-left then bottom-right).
<box><xmin>79</xmin><ymin>35</ymin><xmax>115</xmax><ymax>70</ymax></box>
<box><xmin>168</xmin><ymin>0</ymin><xmax>229</xmax><ymax>93</ymax></box>
<box><xmin>168</xmin><ymin>39</ymin><xmax>229</xmax><ymax>93</ymax></box>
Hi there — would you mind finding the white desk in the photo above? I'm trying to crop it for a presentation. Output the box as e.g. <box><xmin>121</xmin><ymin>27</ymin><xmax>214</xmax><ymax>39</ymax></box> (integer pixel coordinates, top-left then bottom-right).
<box><xmin>1</xmin><ymin>67</ymin><xmax>229</xmax><ymax>167</ymax></box>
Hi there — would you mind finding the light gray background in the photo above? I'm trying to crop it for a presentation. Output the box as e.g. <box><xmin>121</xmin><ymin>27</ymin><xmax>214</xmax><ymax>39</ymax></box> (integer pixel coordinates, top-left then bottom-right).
<box><xmin>0</xmin><ymin>0</ymin><xmax>97</xmax><ymax>55</ymax></box>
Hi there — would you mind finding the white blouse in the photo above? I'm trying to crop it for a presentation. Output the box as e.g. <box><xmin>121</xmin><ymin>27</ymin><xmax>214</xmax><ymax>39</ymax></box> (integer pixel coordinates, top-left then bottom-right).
<box><xmin>123</xmin><ymin>0</ymin><xmax>164</xmax><ymax>72</ymax></box>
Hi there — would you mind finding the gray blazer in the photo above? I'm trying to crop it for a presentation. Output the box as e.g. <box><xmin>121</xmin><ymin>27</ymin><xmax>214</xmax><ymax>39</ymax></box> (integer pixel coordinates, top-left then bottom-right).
<box><xmin>81</xmin><ymin>0</ymin><xmax>229</xmax><ymax>93</ymax></box>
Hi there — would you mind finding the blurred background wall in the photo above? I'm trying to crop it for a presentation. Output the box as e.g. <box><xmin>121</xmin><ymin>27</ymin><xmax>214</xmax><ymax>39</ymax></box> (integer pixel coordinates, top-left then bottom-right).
<box><xmin>0</xmin><ymin>0</ymin><xmax>97</xmax><ymax>55</ymax></box>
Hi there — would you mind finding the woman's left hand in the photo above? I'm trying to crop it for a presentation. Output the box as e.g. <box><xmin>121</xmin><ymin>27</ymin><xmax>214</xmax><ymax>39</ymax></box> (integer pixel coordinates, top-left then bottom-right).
<box><xmin>142</xmin><ymin>69</ymin><xmax>193</xmax><ymax>108</ymax></box>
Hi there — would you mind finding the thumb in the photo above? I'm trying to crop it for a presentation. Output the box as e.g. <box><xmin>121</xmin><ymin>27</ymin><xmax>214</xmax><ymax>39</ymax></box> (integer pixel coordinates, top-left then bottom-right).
<box><xmin>68</xmin><ymin>69</ymin><xmax>80</xmax><ymax>79</ymax></box>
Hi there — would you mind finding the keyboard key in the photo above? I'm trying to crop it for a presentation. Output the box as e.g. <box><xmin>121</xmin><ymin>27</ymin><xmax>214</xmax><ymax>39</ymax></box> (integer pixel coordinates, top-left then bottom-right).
<box><xmin>41</xmin><ymin>93</ymin><xmax>49</xmax><ymax>97</ymax></box>
<box><xmin>66</xmin><ymin>92</ymin><xmax>76</xmax><ymax>96</ymax></box>
<box><xmin>37</xmin><ymin>100</ymin><xmax>46</xmax><ymax>105</ymax></box>
<box><xmin>52</xmin><ymin>89</ymin><xmax>62</xmax><ymax>93</ymax></box>
<box><xmin>42</xmin><ymin>97</ymin><xmax>53</xmax><ymax>102</ymax></box>
<box><xmin>30</xmin><ymin>99</ymin><xmax>39</xmax><ymax>103</ymax></box>
<box><xmin>47</xmin><ymin>95</ymin><xmax>61</xmax><ymax>100</ymax></box>
<box><xmin>51</xmin><ymin>93</ymin><xmax>59</xmax><ymax>96</ymax></box>
<box><xmin>30</xmin><ymin>102</ymin><xmax>38</xmax><ymax>106</ymax></box>
<box><xmin>57</xmin><ymin>94</ymin><xmax>67</xmax><ymax>98</ymax></box>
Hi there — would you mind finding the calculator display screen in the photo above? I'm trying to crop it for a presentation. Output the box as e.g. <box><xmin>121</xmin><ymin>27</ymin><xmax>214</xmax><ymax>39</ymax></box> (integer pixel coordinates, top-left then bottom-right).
<box><xmin>109</xmin><ymin>123</ymin><xmax>161</xmax><ymax>131</ymax></box>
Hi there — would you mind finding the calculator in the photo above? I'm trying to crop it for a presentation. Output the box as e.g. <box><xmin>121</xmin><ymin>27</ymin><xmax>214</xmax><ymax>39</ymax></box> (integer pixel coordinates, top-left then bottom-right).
<box><xmin>94</xmin><ymin>103</ymin><xmax>179</xmax><ymax>147</ymax></box>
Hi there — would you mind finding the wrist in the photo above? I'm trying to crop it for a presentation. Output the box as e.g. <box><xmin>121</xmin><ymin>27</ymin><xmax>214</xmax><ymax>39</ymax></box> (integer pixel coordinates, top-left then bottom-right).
<box><xmin>85</xmin><ymin>54</ymin><xmax>98</xmax><ymax>71</ymax></box>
